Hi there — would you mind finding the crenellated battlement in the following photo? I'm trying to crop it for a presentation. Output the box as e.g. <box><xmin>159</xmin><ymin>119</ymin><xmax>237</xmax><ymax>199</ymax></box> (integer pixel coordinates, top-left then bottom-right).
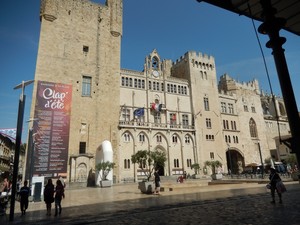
<box><xmin>172</xmin><ymin>51</ymin><xmax>215</xmax><ymax>66</ymax></box>
<box><xmin>219</xmin><ymin>73</ymin><xmax>260</xmax><ymax>94</ymax></box>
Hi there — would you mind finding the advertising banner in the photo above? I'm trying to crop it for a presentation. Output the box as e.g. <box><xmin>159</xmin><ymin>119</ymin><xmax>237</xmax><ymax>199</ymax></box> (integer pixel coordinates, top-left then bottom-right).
<box><xmin>32</xmin><ymin>81</ymin><xmax>72</xmax><ymax>178</ymax></box>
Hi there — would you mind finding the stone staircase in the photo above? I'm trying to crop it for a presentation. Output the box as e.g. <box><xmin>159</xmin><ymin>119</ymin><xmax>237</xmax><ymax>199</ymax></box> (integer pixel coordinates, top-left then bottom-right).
<box><xmin>159</xmin><ymin>176</ymin><xmax>210</xmax><ymax>192</ymax></box>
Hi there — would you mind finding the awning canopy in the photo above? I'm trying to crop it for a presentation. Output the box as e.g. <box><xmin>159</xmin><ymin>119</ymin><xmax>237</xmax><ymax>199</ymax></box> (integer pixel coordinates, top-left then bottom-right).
<box><xmin>196</xmin><ymin>0</ymin><xmax>300</xmax><ymax>36</ymax></box>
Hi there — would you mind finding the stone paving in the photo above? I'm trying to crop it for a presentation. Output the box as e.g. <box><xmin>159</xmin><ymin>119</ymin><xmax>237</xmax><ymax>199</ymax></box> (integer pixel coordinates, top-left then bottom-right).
<box><xmin>0</xmin><ymin>179</ymin><xmax>299</xmax><ymax>225</ymax></box>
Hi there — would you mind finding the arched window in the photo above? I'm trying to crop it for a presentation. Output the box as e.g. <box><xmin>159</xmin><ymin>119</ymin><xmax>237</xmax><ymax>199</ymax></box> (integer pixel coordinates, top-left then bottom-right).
<box><xmin>249</xmin><ymin>118</ymin><xmax>258</xmax><ymax>138</ymax></box>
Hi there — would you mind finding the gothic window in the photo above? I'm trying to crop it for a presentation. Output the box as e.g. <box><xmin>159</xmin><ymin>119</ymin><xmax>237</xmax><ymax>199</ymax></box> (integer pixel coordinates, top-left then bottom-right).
<box><xmin>204</xmin><ymin>97</ymin><xmax>210</xmax><ymax>111</ymax></box>
<box><xmin>156</xmin><ymin>135</ymin><xmax>162</xmax><ymax>143</ymax></box>
<box><xmin>185</xmin><ymin>135</ymin><xmax>190</xmax><ymax>144</ymax></box>
<box><xmin>172</xmin><ymin>135</ymin><xmax>178</xmax><ymax>143</ymax></box>
<box><xmin>249</xmin><ymin>118</ymin><xmax>258</xmax><ymax>138</ymax></box>
<box><xmin>139</xmin><ymin>134</ymin><xmax>145</xmax><ymax>142</ymax></box>
<box><xmin>124</xmin><ymin>133</ymin><xmax>130</xmax><ymax>142</ymax></box>
<box><xmin>82</xmin><ymin>76</ymin><xmax>91</xmax><ymax>96</ymax></box>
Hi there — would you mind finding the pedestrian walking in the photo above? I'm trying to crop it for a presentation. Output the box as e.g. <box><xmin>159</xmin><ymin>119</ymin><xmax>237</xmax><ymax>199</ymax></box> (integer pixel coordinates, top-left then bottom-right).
<box><xmin>269</xmin><ymin>167</ymin><xmax>282</xmax><ymax>204</ymax></box>
<box><xmin>19</xmin><ymin>180</ymin><xmax>30</xmax><ymax>216</ymax></box>
<box><xmin>154</xmin><ymin>169</ymin><xmax>160</xmax><ymax>195</ymax></box>
<box><xmin>54</xmin><ymin>179</ymin><xmax>65</xmax><ymax>216</ymax></box>
<box><xmin>44</xmin><ymin>179</ymin><xmax>54</xmax><ymax>216</ymax></box>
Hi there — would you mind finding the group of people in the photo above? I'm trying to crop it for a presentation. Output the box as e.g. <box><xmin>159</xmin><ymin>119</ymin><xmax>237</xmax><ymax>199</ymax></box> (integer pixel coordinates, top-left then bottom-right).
<box><xmin>44</xmin><ymin>178</ymin><xmax>65</xmax><ymax>216</ymax></box>
<box><xmin>0</xmin><ymin>176</ymin><xmax>65</xmax><ymax>217</ymax></box>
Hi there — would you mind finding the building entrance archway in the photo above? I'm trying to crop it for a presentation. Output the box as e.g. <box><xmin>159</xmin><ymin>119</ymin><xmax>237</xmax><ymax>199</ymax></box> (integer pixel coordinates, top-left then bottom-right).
<box><xmin>226</xmin><ymin>149</ymin><xmax>244</xmax><ymax>175</ymax></box>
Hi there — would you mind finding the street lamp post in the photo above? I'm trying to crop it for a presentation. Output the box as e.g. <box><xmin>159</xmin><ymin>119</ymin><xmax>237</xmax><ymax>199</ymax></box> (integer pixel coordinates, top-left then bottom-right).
<box><xmin>9</xmin><ymin>80</ymin><xmax>34</xmax><ymax>222</ymax></box>
<box><xmin>257</xmin><ymin>141</ymin><xmax>264</xmax><ymax>179</ymax></box>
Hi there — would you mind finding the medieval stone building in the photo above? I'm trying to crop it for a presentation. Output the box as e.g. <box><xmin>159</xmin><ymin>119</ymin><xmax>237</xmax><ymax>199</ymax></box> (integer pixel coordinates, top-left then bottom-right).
<box><xmin>25</xmin><ymin>0</ymin><xmax>291</xmax><ymax>185</ymax></box>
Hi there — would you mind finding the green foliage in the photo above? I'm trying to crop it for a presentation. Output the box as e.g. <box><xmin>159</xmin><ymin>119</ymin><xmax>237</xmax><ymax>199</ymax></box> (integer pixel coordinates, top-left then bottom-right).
<box><xmin>191</xmin><ymin>163</ymin><xmax>200</xmax><ymax>174</ymax></box>
<box><xmin>204</xmin><ymin>160</ymin><xmax>222</xmax><ymax>175</ymax></box>
<box><xmin>285</xmin><ymin>154</ymin><xmax>298</xmax><ymax>166</ymax></box>
<box><xmin>96</xmin><ymin>161</ymin><xmax>115</xmax><ymax>180</ymax></box>
<box><xmin>131</xmin><ymin>150</ymin><xmax>167</xmax><ymax>181</ymax></box>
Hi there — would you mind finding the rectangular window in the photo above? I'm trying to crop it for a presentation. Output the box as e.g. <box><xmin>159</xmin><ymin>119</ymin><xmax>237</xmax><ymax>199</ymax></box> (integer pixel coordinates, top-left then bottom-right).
<box><xmin>82</xmin><ymin>76</ymin><xmax>91</xmax><ymax>96</ymax></box>
<box><xmin>244</xmin><ymin>105</ymin><xmax>248</xmax><ymax>112</ymax></box>
<box><xmin>79</xmin><ymin>142</ymin><xmax>86</xmax><ymax>154</ymax></box>
<box><xmin>251</xmin><ymin>106</ymin><xmax>256</xmax><ymax>113</ymax></box>
<box><xmin>122</xmin><ymin>108</ymin><xmax>130</xmax><ymax>121</ymax></box>
<box><xmin>210</xmin><ymin>152</ymin><xmax>214</xmax><ymax>160</ymax></box>
<box><xmin>170</xmin><ymin>113</ymin><xmax>177</xmax><ymax>126</ymax></box>
<box><xmin>154</xmin><ymin>112</ymin><xmax>161</xmax><ymax>124</ymax></box>
<box><xmin>228</xmin><ymin>103</ymin><xmax>234</xmax><ymax>114</ymax></box>
<box><xmin>182</xmin><ymin>114</ymin><xmax>189</xmax><ymax>128</ymax></box>
<box><xmin>221</xmin><ymin>102</ymin><xmax>226</xmax><ymax>113</ymax></box>
<box><xmin>204</xmin><ymin>97</ymin><xmax>210</xmax><ymax>111</ymax></box>
<box><xmin>206</xmin><ymin>118</ymin><xmax>212</xmax><ymax>128</ymax></box>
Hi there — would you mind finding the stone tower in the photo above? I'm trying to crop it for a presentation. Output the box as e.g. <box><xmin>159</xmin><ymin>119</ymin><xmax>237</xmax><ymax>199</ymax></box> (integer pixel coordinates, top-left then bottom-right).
<box><xmin>28</xmin><ymin>0</ymin><xmax>122</xmax><ymax>183</ymax></box>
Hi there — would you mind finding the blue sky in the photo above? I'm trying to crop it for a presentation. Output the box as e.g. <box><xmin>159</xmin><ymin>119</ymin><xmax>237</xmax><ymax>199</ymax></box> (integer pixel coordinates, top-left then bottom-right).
<box><xmin>1</xmin><ymin>0</ymin><xmax>300</xmax><ymax>143</ymax></box>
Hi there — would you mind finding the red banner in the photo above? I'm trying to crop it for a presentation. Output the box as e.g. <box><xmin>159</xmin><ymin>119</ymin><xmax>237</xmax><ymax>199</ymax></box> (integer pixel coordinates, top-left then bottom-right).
<box><xmin>32</xmin><ymin>81</ymin><xmax>72</xmax><ymax>178</ymax></box>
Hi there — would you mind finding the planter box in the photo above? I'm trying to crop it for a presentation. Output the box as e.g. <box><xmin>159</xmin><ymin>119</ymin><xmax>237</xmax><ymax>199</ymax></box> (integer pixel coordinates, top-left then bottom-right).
<box><xmin>100</xmin><ymin>180</ymin><xmax>112</xmax><ymax>188</ymax></box>
<box><xmin>211</xmin><ymin>174</ymin><xmax>223</xmax><ymax>180</ymax></box>
<box><xmin>138</xmin><ymin>181</ymin><xmax>155</xmax><ymax>194</ymax></box>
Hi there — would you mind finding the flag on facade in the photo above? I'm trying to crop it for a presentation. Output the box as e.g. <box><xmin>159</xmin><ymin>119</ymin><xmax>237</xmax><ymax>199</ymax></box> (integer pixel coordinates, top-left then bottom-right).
<box><xmin>134</xmin><ymin>108</ymin><xmax>144</xmax><ymax>117</ymax></box>
<box><xmin>151</xmin><ymin>103</ymin><xmax>163</xmax><ymax>112</ymax></box>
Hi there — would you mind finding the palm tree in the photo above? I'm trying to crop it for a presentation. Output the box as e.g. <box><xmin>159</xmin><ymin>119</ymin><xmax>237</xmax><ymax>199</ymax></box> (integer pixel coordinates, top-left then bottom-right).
<box><xmin>204</xmin><ymin>160</ymin><xmax>222</xmax><ymax>175</ymax></box>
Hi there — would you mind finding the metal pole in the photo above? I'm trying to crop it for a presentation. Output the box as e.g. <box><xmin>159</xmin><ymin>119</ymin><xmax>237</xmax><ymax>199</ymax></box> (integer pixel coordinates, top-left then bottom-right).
<box><xmin>9</xmin><ymin>94</ymin><xmax>25</xmax><ymax>221</ymax></box>
<box><xmin>10</xmin><ymin>80</ymin><xmax>33</xmax><ymax>221</ymax></box>
<box><xmin>227</xmin><ymin>145</ymin><xmax>233</xmax><ymax>178</ymax></box>
<box><xmin>258</xmin><ymin>0</ymin><xmax>300</xmax><ymax>166</ymax></box>
<box><xmin>258</xmin><ymin>142</ymin><xmax>264</xmax><ymax>179</ymax></box>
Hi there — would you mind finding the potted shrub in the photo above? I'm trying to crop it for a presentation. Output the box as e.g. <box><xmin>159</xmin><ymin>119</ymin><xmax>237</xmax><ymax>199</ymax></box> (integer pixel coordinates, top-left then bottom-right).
<box><xmin>131</xmin><ymin>150</ymin><xmax>167</xmax><ymax>193</ymax></box>
<box><xmin>191</xmin><ymin>163</ymin><xmax>201</xmax><ymax>179</ymax></box>
<box><xmin>204</xmin><ymin>160</ymin><xmax>223</xmax><ymax>180</ymax></box>
<box><xmin>96</xmin><ymin>161</ymin><xmax>115</xmax><ymax>187</ymax></box>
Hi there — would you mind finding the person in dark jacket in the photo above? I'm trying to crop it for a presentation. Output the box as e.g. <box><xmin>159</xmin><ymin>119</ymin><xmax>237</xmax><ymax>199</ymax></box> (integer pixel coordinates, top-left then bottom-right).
<box><xmin>44</xmin><ymin>179</ymin><xmax>54</xmax><ymax>216</ymax></box>
<box><xmin>269</xmin><ymin>167</ymin><xmax>282</xmax><ymax>204</ymax></box>
<box><xmin>154</xmin><ymin>169</ymin><xmax>160</xmax><ymax>195</ymax></box>
<box><xmin>20</xmin><ymin>180</ymin><xmax>30</xmax><ymax>215</ymax></box>
<box><xmin>54</xmin><ymin>179</ymin><xmax>65</xmax><ymax>216</ymax></box>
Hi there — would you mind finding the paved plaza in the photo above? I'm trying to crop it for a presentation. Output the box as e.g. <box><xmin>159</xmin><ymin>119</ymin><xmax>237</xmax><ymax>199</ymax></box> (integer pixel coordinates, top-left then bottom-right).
<box><xmin>1</xmin><ymin>179</ymin><xmax>299</xmax><ymax>225</ymax></box>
